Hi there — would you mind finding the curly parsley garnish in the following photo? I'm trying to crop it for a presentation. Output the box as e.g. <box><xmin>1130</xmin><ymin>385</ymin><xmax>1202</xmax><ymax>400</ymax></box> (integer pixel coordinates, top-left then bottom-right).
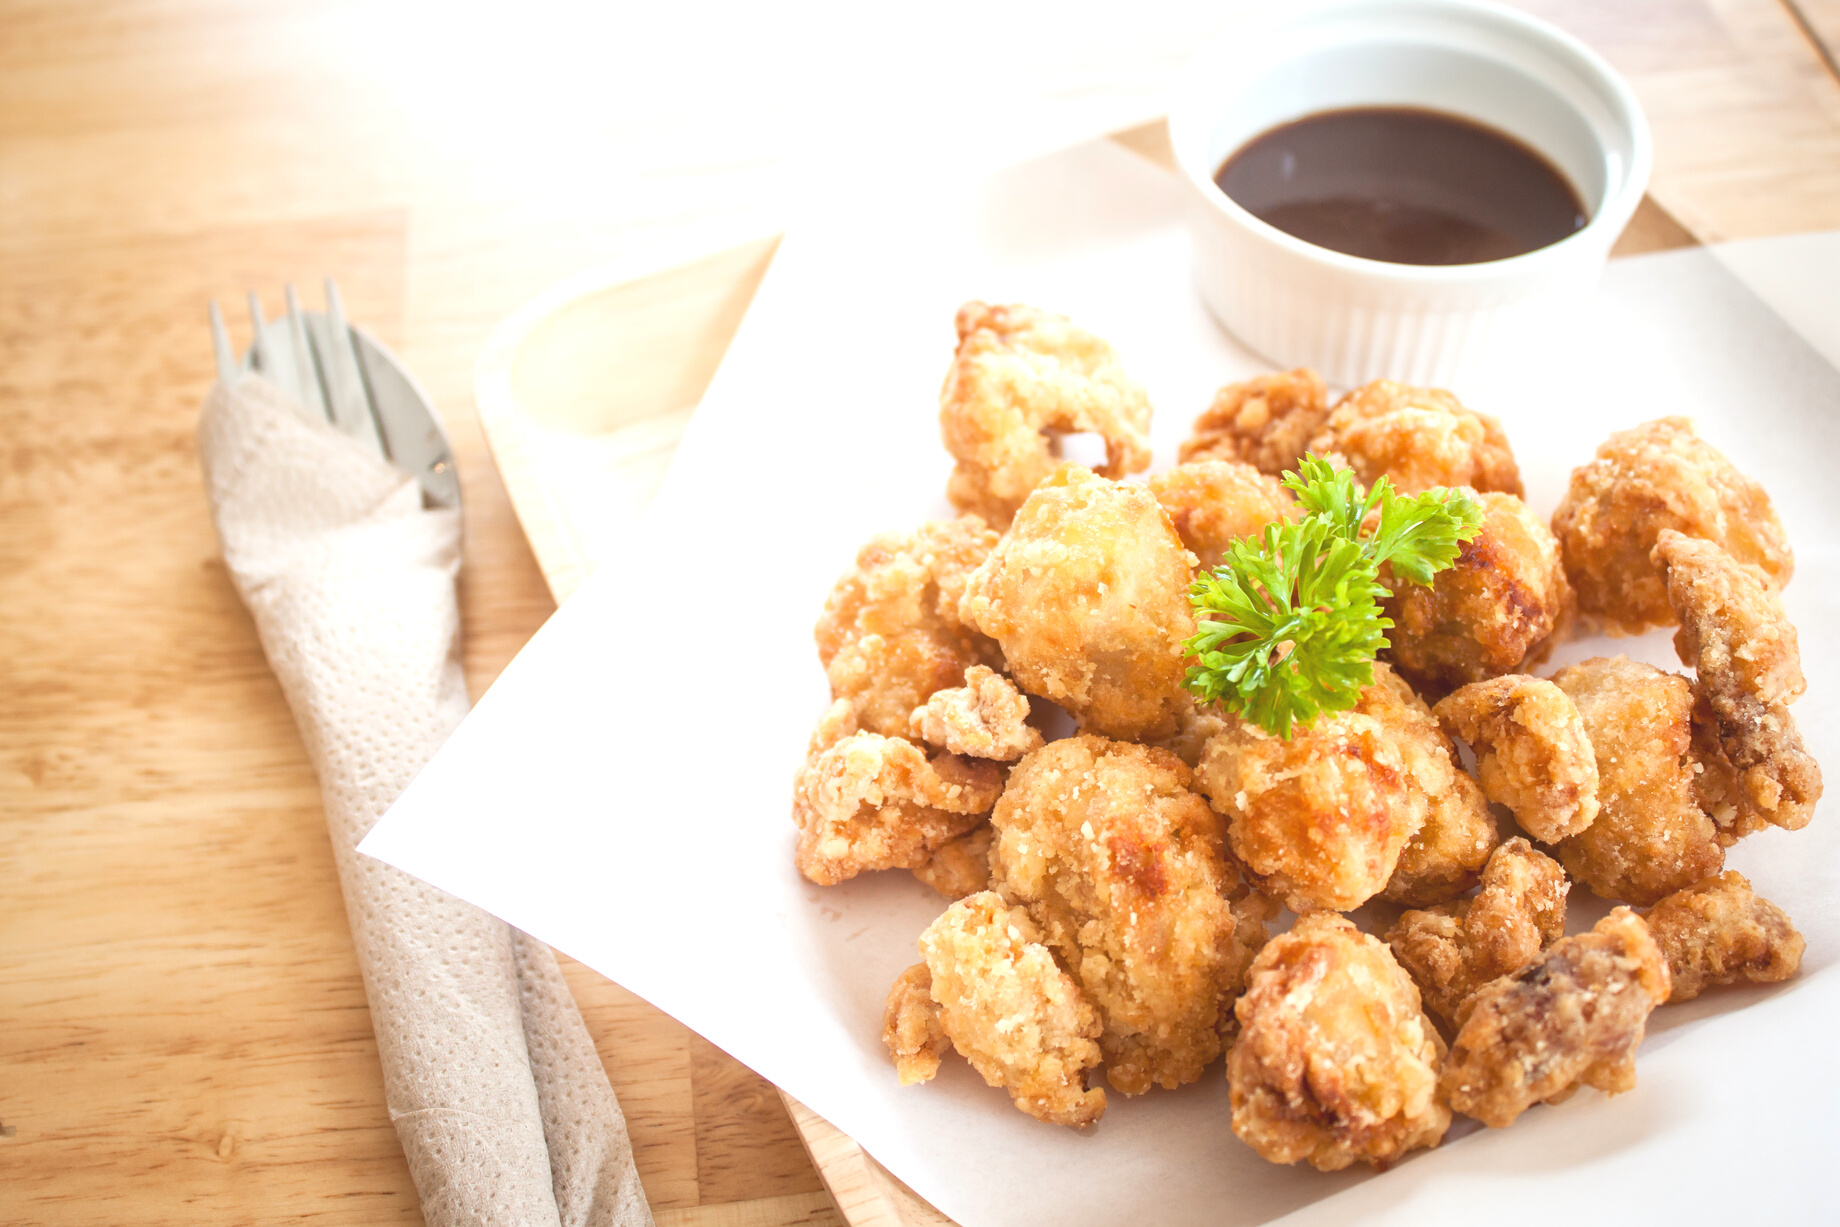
<box><xmin>1181</xmin><ymin>456</ymin><xmax>1483</xmax><ymax>739</ymax></box>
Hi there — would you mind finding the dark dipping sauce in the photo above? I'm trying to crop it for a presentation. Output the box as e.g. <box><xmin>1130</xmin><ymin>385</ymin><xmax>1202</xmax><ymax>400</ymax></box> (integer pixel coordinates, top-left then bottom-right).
<box><xmin>1215</xmin><ymin>107</ymin><xmax>1587</xmax><ymax>266</ymax></box>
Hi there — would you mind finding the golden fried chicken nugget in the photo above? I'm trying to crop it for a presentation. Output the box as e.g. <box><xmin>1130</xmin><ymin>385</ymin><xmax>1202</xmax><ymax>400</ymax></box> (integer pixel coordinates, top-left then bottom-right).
<box><xmin>1147</xmin><ymin>459</ymin><xmax>1295</xmax><ymax>572</ymax></box>
<box><xmin>907</xmin><ymin>665</ymin><xmax>1043</xmax><ymax>762</ymax></box>
<box><xmin>959</xmin><ymin>465</ymin><xmax>1195</xmax><ymax>742</ymax></box>
<box><xmin>1550</xmin><ymin>417</ymin><xmax>1792</xmax><ymax>633</ymax></box>
<box><xmin>1219</xmin><ymin>878</ymin><xmax>1280</xmax><ymax>1045</ymax></box>
<box><xmin>1148</xmin><ymin>693</ymin><xmax>1231</xmax><ymax>770</ymax></box>
<box><xmin>1435</xmin><ymin>675</ymin><xmax>1600</xmax><ymax>842</ymax></box>
<box><xmin>988</xmin><ymin>736</ymin><xmax>1251</xmax><ymax>1094</ymax></box>
<box><xmin>906</xmin><ymin>891</ymin><xmax>1107</xmax><ymax>1126</ymax></box>
<box><xmin>1442</xmin><ymin>908</ymin><xmax>1669</xmax><ymax>1128</ymax></box>
<box><xmin>939</xmin><ymin>301</ymin><xmax>1152</xmax><ymax>528</ymax></box>
<box><xmin>815</xmin><ymin>517</ymin><xmax>1004</xmax><ymax>737</ymax></box>
<box><xmin>883</xmin><ymin>963</ymin><xmax>951</xmax><ymax>1085</ymax></box>
<box><xmin>1552</xmin><ymin>657</ymin><xmax>1724</xmax><ymax>905</ymax></box>
<box><xmin>1195</xmin><ymin>665</ymin><xmax>1449</xmax><ymax>912</ymax></box>
<box><xmin>1641</xmin><ymin>871</ymin><xmax>1805</xmax><ymax>1002</ymax></box>
<box><xmin>1655</xmin><ymin>529</ymin><xmax>1821</xmax><ymax>835</ymax></box>
<box><xmin>912</xmin><ymin>824</ymin><xmax>994</xmax><ymax>900</ymax></box>
<box><xmin>1230</xmin><ymin>912</ymin><xmax>1451</xmax><ymax>1171</ymax></box>
<box><xmin>1383</xmin><ymin>491</ymin><xmax>1573</xmax><ymax>696</ymax></box>
<box><xmin>791</xmin><ymin>704</ymin><xmax>1004</xmax><ymax>886</ymax></box>
<box><xmin>1382</xmin><ymin>765</ymin><xmax>1499</xmax><ymax>907</ymax></box>
<box><xmin>1179</xmin><ymin>369</ymin><xmax>1330</xmax><ymax>475</ymax></box>
<box><xmin>1306</xmin><ymin>380</ymin><xmax>1522</xmax><ymax>497</ymax></box>
<box><xmin>1387</xmin><ymin>838</ymin><xmax>1569</xmax><ymax>1031</ymax></box>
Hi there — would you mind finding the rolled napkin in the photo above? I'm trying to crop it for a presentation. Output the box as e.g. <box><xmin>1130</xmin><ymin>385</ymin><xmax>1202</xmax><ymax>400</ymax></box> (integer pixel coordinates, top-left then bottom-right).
<box><xmin>199</xmin><ymin>374</ymin><xmax>651</xmax><ymax>1227</ymax></box>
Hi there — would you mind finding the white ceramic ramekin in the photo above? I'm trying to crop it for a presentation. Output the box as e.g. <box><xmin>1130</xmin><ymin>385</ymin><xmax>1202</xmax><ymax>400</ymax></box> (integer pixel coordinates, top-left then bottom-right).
<box><xmin>1169</xmin><ymin>0</ymin><xmax>1651</xmax><ymax>389</ymax></box>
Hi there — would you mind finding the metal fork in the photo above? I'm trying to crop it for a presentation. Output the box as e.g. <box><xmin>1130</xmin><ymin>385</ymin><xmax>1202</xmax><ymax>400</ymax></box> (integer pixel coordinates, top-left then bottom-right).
<box><xmin>210</xmin><ymin>280</ymin><xmax>462</xmax><ymax>511</ymax></box>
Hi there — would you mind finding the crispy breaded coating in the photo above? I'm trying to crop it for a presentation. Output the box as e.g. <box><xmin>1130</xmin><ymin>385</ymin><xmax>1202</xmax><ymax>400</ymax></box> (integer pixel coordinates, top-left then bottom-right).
<box><xmin>1229</xmin><ymin>912</ymin><xmax>1451</xmax><ymax>1171</ymax></box>
<box><xmin>1219</xmin><ymin>879</ymin><xmax>1280</xmax><ymax>1044</ymax></box>
<box><xmin>1306</xmin><ymin>380</ymin><xmax>1522</xmax><ymax>497</ymax></box>
<box><xmin>1179</xmin><ymin>369</ymin><xmax>1329</xmax><ymax>475</ymax></box>
<box><xmin>939</xmin><ymin>301</ymin><xmax>1152</xmax><ymax>528</ymax></box>
<box><xmin>1382</xmin><ymin>765</ymin><xmax>1499</xmax><ymax>907</ymax></box>
<box><xmin>1641</xmin><ymin>871</ymin><xmax>1805</xmax><ymax>1002</ymax></box>
<box><xmin>1387</xmin><ymin>838</ymin><xmax>1569</xmax><ymax>1031</ymax></box>
<box><xmin>908</xmin><ymin>665</ymin><xmax>1043</xmax><ymax>761</ymax></box>
<box><xmin>959</xmin><ymin>465</ymin><xmax>1195</xmax><ymax>742</ymax></box>
<box><xmin>1145</xmin><ymin>695</ymin><xmax>1229</xmax><ymax>771</ymax></box>
<box><xmin>988</xmin><ymin>736</ymin><xmax>1249</xmax><ymax>1094</ymax></box>
<box><xmin>1195</xmin><ymin>665</ymin><xmax>1449</xmax><ymax>912</ymax></box>
<box><xmin>1550</xmin><ymin>417</ymin><xmax>1792</xmax><ymax>633</ymax></box>
<box><xmin>1552</xmin><ymin>657</ymin><xmax>1724</xmax><ymax>906</ymax></box>
<box><xmin>1655</xmin><ymin>529</ymin><xmax>1821</xmax><ymax>834</ymax></box>
<box><xmin>1435</xmin><ymin>675</ymin><xmax>1600</xmax><ymax>842</ymax></box>
<box><xmin>883</xmin><ymin>963</ymin><xmax>951</xmax><ymax>1085</ymax></box>
<box><xmin>912</xmin><ymin>823</ymin><xmax>993</xmax><ymax>899</ymax></box>
<box><xmin>1147</xmin><ymin>458</ymin><xmax>1295</xmax><ymax>571</ymax></box>
<box><xmin>1383</xmin><ymin>491</ymin><xmax>1573</xmax><ymax>696</ymax></box>
<box><xmin>791</xmin><ymin>706</ymin><xmax>1004</xmax><ymax>886</ymax></box>
<box><xmin>911</xmin><ymin>891</ymin><xmax>1107</xmax><ymax>1127</ymax></box>
<box><xmin>815</xmin><ymin>517</ymin><xmax>1004</xmax><ymax>737</ymax></box>
<box><xmin>1442</xmin><ymin>908</ymin><xmax>1670</xmax><ymax>1128</ymax></box>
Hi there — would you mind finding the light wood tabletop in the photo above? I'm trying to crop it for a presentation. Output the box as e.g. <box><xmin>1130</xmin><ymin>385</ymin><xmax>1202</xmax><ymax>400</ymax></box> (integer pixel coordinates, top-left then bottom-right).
<box><xmin>3</xmin><ymin>2</ymin><xmax>1837</xmax><ymax>1224</ymax></box>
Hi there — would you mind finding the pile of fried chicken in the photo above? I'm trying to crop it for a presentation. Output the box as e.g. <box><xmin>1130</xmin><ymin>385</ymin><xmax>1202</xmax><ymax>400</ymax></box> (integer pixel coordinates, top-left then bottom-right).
<box><xmin>790</xmin><ymin>300</ymin><xmax>1817</xmax><ymax>1170</ymax></box>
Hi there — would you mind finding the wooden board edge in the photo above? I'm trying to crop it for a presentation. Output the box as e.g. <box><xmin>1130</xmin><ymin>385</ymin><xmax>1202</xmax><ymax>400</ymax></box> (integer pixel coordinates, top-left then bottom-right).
<box><xmin>778</xmin><ymin>1091</ymin><xmax>956</xmax><ymax>1227</ymax></box>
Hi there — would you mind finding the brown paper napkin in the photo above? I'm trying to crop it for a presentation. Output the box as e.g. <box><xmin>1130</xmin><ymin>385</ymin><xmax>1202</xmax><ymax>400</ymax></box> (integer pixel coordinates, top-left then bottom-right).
<box><xmin>199</xmin><ymin>375</ymin><xmax>651</xmax><ymax>1227</ymax></box>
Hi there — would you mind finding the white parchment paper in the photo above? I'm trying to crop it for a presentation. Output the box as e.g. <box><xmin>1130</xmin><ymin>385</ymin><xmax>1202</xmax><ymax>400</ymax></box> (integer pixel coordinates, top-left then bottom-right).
<box><xmin>362</xmin><ymin>138</ymin><xmax>1840</xmax><ymax>1225</ymax></box>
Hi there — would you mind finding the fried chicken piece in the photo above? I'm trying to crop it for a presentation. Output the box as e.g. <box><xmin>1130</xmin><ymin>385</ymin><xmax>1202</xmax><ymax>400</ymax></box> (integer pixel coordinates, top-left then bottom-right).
<box><xmin>901</xmin><ymin>891</ymin><xmax>1107</xmax><ymax>1126</ymax></box>
<box><xmin>1382</xmin><ymin>764</ymin><xmax>1499</xmax><ymax>907</ymax></box>
<box><xmin>1179</xmin><ymin>369</ymin><xmax>1330</xmax><ymax>475</ymax></box>
<box><xmin>815</xmin><ymin>517</ymin><xmax>1004</xmax><ymax>737</ymax></box>
<box><xmin>1442</xmin><ymin>908</ymin><xmax>1670</xmax><ymax>1128</ymax></box>
<box><xmin>1655</xmin><ymin>529</ymin><xmax>1821</xmax><ymax>835</ymax></box>
<box><xmin>1218</xmin><ymin>878</ymin><xmax>1280</xmax><ymax>1044</ymax></box>
<box><xmin>1383</xmin><ymin>491</ymin><xmax>1573</xmax><ymax>696</ymax></box>
<box><xmin>911</xmin><ymin>823</ymin><xmax>993</xmax><ymax>899</ymax></box>
<box><xmin>883</xmin><ymin>963</ymin><xmax>951</xmax><ymax>1085</ymax></box>
<box><xmin>1387</xmin><ymin>838</ymin><xmax>1570</xmax><ymax>1031</ymax></box>
<box><xmin>1147</xmin><ymin>458</ymin><xmax>1295</xmax><ymax>571</ymax></box>
<box><xmin>1306</xmin><ymin>380</ymin><xmax>1522</xmax><ymax>497</ymax></box>
<box><xmin>907</xmin><ymin>665</ymin><xmax>1043</xmax><ymax>761</ymax></box>
<box><xmin>1229</xmin><ymin>912</ymin><xmax>1451</xmax><ymax>1171</ymax></box>
<box><xmin>1552</xmin><ymin>657</ymin><xmax>1724</xmax><ymax>905</ymax></box>
<box><xmin>988</xmin><ymin>736</ymin><xmax>1249</xmax><ymax>1094</ymax></box>
<box><xmin>939</xmin><ymin>301</ymin><xmax>1152</xmax><ymax>528</ymax></box>
<box><xmin>791</xmin><ymin>705</ymin><xmax>1004</xmax><ymax>886</ymax></box>
<box><xmin>1435</xmin><ymin>675</ymin><xmax>1600</xmax><ymax>842</ymax></box>
<box><xmin>1550</xmin><ymin>417</ymin><xmax>1793</xmax><ymax>633</ymax></box>
<box><xmin>1147</xmin><ymin>693</ymin><xmax>1231</xmax><ymax>770</ymax></box>
<box><xmin>1195</xmin><ymin>664</ymin><xmax>1450</xmax><ymax>912</ymax></box>
<box><xmin>959</xmin><ymin>465</ymin><xmax>1195</xmax><ymax>742</ymax></box>
<box><xmin>1641</xmin><ymin>871</ymin><xmax>1805</xmax><ymax>1002</ymax></box>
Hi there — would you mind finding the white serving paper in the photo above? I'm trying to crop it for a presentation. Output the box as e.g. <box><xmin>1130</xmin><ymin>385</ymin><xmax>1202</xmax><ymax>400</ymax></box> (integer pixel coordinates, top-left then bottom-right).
<box><xmin>362</xmin><ymin>138</ymin><xmax>1840</xmax><ymax>1225</ymax></box>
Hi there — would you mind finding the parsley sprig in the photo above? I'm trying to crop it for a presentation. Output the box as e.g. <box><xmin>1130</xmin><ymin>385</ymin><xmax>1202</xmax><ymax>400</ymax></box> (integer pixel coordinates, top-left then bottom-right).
<box><xmin>1181</xmin><ymin>456</ymin><xmax>1483</xmax><ymax>738</ymax></box>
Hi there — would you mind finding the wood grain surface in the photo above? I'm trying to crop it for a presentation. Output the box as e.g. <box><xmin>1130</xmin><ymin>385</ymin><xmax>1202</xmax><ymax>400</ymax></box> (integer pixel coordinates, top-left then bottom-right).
<box><xmin>1</xmin><ymin>2</ymin><xmax>1836</xmax><ymax>1225</ymax></box>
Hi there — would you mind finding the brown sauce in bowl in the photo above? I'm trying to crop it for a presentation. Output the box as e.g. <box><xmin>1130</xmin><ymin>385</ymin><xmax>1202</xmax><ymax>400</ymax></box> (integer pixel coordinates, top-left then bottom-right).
<box><xmin>1214</xmin><ymin>107</ymin><xmax>1587</xmax><ymax>266</ymax></box>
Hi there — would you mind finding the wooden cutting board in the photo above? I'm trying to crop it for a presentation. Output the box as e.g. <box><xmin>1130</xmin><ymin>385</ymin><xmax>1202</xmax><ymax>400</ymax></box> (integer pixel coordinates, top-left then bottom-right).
<box><xmin>469</xmin><ymin>119</ymin><xmax>1705</xmax><ymax>1227</ymax></box>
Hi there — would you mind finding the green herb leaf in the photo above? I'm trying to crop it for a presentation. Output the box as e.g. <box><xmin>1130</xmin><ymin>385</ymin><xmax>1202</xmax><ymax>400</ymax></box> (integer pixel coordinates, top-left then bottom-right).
<box><xmin>1367</xmin><ymin>485</ymin><xmax>1483</xmax><ymax>586</ymax></box>
<box><xmin>1182</xmin><ymin>456</ymin><xmax>1484</xmax><ymax>738</ymax></box>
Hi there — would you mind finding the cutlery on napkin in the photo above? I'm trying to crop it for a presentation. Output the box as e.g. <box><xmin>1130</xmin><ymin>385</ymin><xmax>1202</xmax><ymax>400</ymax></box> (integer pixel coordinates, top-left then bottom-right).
<box><xmin>197</xmin><ymin>295</ymin><xmax>652</xmax><ymax>1227</ymax></box>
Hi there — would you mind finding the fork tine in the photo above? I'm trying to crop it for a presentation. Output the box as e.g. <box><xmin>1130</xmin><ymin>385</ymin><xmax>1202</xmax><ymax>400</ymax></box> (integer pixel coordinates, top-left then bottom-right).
<box><xmin>284</xmin><ymin>283</ymin><xmax>331</xmax><ymax>421</ymax></box>
<box><xmin>245</xmin><ymin>292</ymin><xmax>269</xmax><ymax>376</ymax></box>
<box><xmin>209</xmin><ymin>300</ymin><xmax>237</xmax><ymax>385</ymax></box>
<box><xmin>311</xmin><ymin>278</ymin><xmax>387</xmax><ymax>455</ymax></box>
